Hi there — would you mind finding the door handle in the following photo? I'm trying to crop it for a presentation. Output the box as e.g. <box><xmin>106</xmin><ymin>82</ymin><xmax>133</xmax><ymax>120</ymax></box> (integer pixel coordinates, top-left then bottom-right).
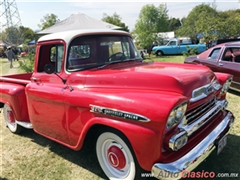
<box><xmin>219</xmin><ymin>63</ymin><xmax>223</xmax><ymax>66</ymax></box>
<box><xmin>30</xmin><ymin>77</ymin><xmax>40</xmax><ymax>84</ymax></box>
<box><xmin>30</xmin><ymin>77</ymin><xmax>40</xmax><ymax>81</ymax></box>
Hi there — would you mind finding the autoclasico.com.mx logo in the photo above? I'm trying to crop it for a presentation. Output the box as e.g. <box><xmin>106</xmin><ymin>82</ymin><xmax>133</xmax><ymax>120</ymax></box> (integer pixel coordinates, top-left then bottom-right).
<box><xmin>150</xmin><ymin>170</ymin><xmax>239</xmax><ymax>179</ymax></box>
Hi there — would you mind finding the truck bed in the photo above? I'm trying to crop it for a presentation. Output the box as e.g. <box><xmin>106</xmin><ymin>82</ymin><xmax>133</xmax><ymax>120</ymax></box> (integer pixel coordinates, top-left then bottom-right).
<box><xmin>0</xmin><ymin>73</ymin><xmax>32</xmax><ymax>85</ymax></box>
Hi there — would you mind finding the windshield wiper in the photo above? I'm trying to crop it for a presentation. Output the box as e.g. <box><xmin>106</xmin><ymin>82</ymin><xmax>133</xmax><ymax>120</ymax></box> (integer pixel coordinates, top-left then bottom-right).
<box><xmin>68</xmin><ymin>64</ymin><xmax>102</xmax><ymax>72</ymax></box>
<box><xmin>98</xmin><ymin>59</ymin><xmax>142</xmax><ymax>69</ymax></box>
<box><xmin>98</xmin><ymin>60</ymin><xmax>122</xmax><ymax>69</ymax></box>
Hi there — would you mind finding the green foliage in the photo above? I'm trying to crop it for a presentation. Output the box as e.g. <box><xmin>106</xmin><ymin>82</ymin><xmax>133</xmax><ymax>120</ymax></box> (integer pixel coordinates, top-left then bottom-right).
<box><xmin>176</xmin><ymin>4</ymin><xmax>240</xmax><ymax>41</ymax></box>
<box><xmin>133</xmin><ymin>4</ymin><xmax>169</xmax><ymax>50</ymax></box>
<box><xmin>18</xmin><ymin>52</ymin><xmax>35</xmax><ymax>73</ymax></box>
<box><xmin>182</xmin><ymin>46</ymin><xmax>198</xmax><ymax>57</ymax></box>
<box><xmin>176</xmin><ymin>4</ymin><xmax>219</xmax><ymax>41</ymax></box>
<box><xmin>218</xmin><ymin>9</ymin><xmax>240</xmax><ymax>38</ymax></box>
<box><xmin>168</xmin><ymin>17</ymin><xmax>181</xmax><ymax>31</ymax></box>
<box><xmin>1</xmin><ymin>26</ymin><xmax>35</xmax><ymax>45</ymax></box>
<box><xmin>38</xmin><ymin>13</ymin><xmax>60</xmax><ymax>30</ymax></box>
<box><xmin>18</xmin><ymin>26</ymin><xmax>35</xmax><ymax>44</ymax></box>
<box><xmin>102</xmin><ymin>12</ymin><xmax>129</xmax><ymax>32</ymax></box>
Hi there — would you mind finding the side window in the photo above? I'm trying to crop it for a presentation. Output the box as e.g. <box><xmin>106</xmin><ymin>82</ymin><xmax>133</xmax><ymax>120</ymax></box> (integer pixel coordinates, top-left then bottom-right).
<box><xmin>50</xmin><ymin>45</ymin><xmax>64</xmax><ymax>73</ymax></box>
<box><xmin>222</xmin><ymin>47</ymin><xmax>240</xmax><ymax>63</ymax></box>
<box><xmin>208</xmin><ymin>48</ymin><xmax>221</xmax><ymax>59</ymax></box>
<box><xmin>233</xmin><ymin>48</ymin><xmax>240</xmax><ymax>63</ymax></box>
<box><xmin>38</xmin><ymin>44</ymin><xmax>64</xmax><ymax>73</ymax></box>
<box><xmin>169</xmin><ymin>41</ymin><xmax>176</xmax><ymax>46</ymax></box>
<box><xmin>56</xmin><ymin>45</ymin><xmax>64</xmax><ymax>72</ymax></box>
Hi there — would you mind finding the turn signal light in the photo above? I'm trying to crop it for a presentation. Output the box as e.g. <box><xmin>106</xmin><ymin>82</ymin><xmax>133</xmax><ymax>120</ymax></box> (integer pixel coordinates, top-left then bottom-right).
<box><xmin>169</xmin><ymin>131</ymin><xmax>188</xmax><ymax>151</ymax></box>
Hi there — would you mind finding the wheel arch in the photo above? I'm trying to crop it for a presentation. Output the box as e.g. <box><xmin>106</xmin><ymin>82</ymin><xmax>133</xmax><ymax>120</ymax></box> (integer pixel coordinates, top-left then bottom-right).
<box><xmin>76</xmin><ymin>118</ymin><xmax>161</xmax><ymax>171</ymax></box>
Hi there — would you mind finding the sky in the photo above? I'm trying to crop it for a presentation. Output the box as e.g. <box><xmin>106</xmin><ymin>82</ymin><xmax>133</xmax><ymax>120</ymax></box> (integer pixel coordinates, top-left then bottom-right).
<box><xmin>13</xmin><ymin>0</ymin><xmax>240</xmax><ymax>32</ymax></box>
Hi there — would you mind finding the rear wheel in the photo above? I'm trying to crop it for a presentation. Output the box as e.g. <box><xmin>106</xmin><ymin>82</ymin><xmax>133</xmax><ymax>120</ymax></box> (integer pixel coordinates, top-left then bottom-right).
<box><xmin>3</xmin><ymin>104</ymin><xmax>23</xmax><ymax>134</ymax></box>
<box><xmin>96</xmin><ymin>131</ymin><xmax>142</xmax><ymax>180</ymax></box>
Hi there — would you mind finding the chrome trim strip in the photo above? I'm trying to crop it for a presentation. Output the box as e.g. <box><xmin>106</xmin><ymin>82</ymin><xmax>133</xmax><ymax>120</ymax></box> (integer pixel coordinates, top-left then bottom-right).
<box><xmin>185</xmin><ymin>98</ymin><xmax>215</xmax><ymax>123</ymax></box>
<box><xmin>16</xmin><ymin>120</ymin><xmax>33</xmax><ymax>129</ymax></box>
<box><xmin>229</xmin><ymin>86</ymin><xmax>240</xmax><ymax>92</ymax></box>
<box><xmin>190</xmin><ymin>80</ymin><xmax>221</xmax><ymax>102</ymax></box>
<box><xmin>151</xmin><ymin>112</ymin><xmax>234</xmax><ymax>180</ymax></box>
<box><xmin>232</xmin><ymin>80</ymin><xmax>240</xmax><ymax>85</ymax></box>
<box><xmin>179</xmin><ymin>100</ymin><xmax>228</xmax><ymax>136</ymax></box>
<box><xmin>90</xmin><ymin>104</ymin><xmax>150</xmax><ymax>122</ymax></box>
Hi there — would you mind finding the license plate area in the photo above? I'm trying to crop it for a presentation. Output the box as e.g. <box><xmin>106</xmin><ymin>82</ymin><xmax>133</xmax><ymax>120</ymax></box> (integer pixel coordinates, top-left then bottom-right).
<box><xmin>217</xmin><ymin>135</ymin><xmax>227</xmax><ymax>154</ymax></box>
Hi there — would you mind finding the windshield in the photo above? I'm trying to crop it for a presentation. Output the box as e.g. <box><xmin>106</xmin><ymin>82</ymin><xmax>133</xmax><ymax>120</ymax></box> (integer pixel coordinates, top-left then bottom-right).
<box><xmin>67</xmin><ymin>35</ymin><xmax>142</xmax><ymax>71</ymax></box>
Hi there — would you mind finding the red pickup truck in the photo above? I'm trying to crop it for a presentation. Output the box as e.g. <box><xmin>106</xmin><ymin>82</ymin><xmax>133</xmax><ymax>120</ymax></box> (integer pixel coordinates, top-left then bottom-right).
<box><xmin>0</xmin><ymin>29</ymin><xmax>234</xmax><ymax>180</ymax></box>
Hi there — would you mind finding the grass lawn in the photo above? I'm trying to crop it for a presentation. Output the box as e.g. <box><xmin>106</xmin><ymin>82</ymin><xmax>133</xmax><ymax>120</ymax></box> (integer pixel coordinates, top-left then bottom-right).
<box><xmin>0</xmin><ymin>56</ymin><xmax>239</xmax><ymax>180</ymax></box>
<box><xmin>146</xmin><ymin>54</ymin><xmax>185</xmax><ymax>63</ymax></box>
<box><xmin>0</xmin><ymin>57</ymin><xmax>24</xmax><ymax>75</ymax></box>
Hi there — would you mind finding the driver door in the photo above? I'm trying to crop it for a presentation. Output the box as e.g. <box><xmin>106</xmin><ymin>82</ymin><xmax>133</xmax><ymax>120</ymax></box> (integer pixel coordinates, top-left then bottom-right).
<box><xmin>26</xmin><ymin>42</ymin><xmax>69</xmax><ymax>144</ymax></box>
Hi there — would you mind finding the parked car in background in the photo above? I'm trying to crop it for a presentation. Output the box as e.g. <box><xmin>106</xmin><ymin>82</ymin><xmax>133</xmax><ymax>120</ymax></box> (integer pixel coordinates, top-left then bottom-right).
<box><xmin>152</xmin><ymin>38</ymin><xmax>206</xmax><ymax>56</ymax></box>
<box><xmin>20</xmin><ymin>51</ymin><xmax>28</xmax><ymax>57</ymax></box>
<box><xmin>184</xmin><ymin>41</ymin><xmax>240</xmax><ymax>92</ymax></box>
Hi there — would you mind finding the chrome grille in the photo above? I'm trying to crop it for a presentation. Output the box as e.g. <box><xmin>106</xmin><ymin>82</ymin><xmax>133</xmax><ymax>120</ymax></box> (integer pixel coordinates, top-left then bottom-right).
<box><xmin>186</xmin><ymin>98</ymin><xmax>216</xmax><ymax>124</ymax></box>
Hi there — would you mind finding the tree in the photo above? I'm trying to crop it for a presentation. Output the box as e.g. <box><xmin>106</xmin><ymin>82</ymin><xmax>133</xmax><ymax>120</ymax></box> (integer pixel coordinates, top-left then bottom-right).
<box><xmin>18</xmin><ymin>26</ymin><xmax>35</xmax><ymax>44</ymax></box>
<box><xmin>102</xmin><ymin>12</ymin><xmax>129</xmax><ymax>32</ymax></box>
<box><xmin>176</xmin><ymin>4</ymin><xmax>220</xmax><ymax>42</ymax></box>
<box><xmin>218</xmin><ymin>10</ymin><xmax>240</xmax><ymax>38</ymax></box>
<box><xmin>168</xmin><ymin>17</ymin><xmax>181</xmax><ymax>31</ymax></box>
<box><xmin>132</xmin><ymin>4</ymin><xmax>169</xmax><ymax>51</ymax></box>
<box><xmin>38</xmin><ymin>13</ymin><xmax>60</xmax><ymax>30</ymax></box>
<box><xmin>1</xmin><ymin>26</ymin><xmax>35</xmax><ymax>45</ymax></box>
<box><xmin>175</xmin><ymin>3</ymin><xmax>240</xmax><ymax>42</ymax></box>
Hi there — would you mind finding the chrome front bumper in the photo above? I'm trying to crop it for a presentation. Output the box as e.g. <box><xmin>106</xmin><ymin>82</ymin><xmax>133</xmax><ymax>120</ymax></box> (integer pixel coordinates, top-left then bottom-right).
<box><xmin>151</xmin><ymin>111</ymin><xmax>234</xmax><ymax>180</ymax></box>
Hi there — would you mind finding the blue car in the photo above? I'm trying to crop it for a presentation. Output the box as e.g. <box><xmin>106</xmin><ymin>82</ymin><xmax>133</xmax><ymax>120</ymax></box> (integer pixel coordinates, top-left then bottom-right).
<box><xmin>152</xmin><ymin>38</ymin><xmax>206</xmax><ymax>56</ymax></box>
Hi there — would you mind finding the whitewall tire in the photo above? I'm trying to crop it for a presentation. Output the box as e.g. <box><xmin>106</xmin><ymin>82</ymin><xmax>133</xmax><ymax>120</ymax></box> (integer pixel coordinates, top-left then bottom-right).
<box><xmin>3</xmin><ymin>104</ymin><xmax>23</xmax><ymax>134</ymax></box>
<box><xmin>96</xmin><ymin>131</ymin><xmax>138</xmax><ymax>180</ymax></box>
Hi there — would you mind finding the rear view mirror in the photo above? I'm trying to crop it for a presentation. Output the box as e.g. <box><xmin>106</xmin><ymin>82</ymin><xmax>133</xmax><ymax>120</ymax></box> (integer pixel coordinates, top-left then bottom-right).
<box><xmin>44</xmin><ymin>64</ymin><xmax>55</xmax><ymax>74</ymax></box>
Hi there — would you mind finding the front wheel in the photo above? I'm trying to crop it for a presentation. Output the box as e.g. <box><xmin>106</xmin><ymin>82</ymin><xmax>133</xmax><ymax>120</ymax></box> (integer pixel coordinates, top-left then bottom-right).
<box><xmin>3</xmin><ymin>104</ymin><xmax>23</xmax><ymax>134</ymax></box>
<box><xmin>96</xmin><ymin>131</ymin><xmax>141</xmax><ymax>180</ymax></box>
<box><xmin>156</xmin><ymin>50</ymin><xmax>164</xmax><ymax>56</ymax></box>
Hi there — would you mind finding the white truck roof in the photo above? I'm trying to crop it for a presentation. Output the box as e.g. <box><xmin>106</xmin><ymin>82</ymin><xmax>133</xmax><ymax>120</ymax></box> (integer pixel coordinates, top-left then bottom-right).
<box><xmin>37</xmin><ymin>29</ymin><xmax>130</xmax><ymax>45</ymax></box>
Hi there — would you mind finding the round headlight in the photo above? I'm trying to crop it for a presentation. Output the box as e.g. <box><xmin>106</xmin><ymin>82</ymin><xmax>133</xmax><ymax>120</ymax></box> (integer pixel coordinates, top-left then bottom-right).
<box><xmin>166</xmin><ymin>102</ymin><xmax>188</xmax><ymax>129</ymax></box>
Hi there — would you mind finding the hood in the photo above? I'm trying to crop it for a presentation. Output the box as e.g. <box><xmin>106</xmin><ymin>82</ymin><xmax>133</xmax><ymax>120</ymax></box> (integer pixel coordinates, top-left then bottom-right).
<box><xmin>184</xmin><ymin>55</ymin><xmax>198</xmax><ymax>63</ymax></box>
<box><xmin>73</xmin><ymin>61</ymin><xmax>215</xmax><ymax>99</ymax></box>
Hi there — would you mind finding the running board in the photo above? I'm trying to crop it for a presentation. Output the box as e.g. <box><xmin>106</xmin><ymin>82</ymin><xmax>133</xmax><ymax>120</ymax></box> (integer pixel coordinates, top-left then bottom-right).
<box><xmin>16</xmin><ymin>120</ymin><xmax>33</xmax><ymax>129</ymax></box>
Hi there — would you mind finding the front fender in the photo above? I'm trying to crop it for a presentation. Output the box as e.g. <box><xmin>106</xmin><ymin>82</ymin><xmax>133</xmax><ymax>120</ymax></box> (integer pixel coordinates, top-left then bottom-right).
<box><xmin>215</xmin><ymin>72</ymin><xmax>233</xmax><ymax>85</ymax></box>
<box><xmin>74</xmin><ymin>117</ymin><xmax>162</xmax><ymax>171</ymax></box>
<box><xmin>64</xmin><ymin>90</ymin><xmax>187</xmax><ymax>170</ymax></box>
<box><xmin>153</xmin><ymin>46</ymin><xmax>167</xmax><ymax>54</ymax></box>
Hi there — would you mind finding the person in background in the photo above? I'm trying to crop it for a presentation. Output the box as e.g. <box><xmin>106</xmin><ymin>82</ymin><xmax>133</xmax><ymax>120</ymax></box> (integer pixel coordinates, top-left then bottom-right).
<box><xmin>6</xmin><ymin>46</ymin><xmax>15</xmax><ymax>68</ymax></box>
<box><xmin>12</xmin><ymin>47</ymin><xmax>19</xmax><ymax>61</ymax></box>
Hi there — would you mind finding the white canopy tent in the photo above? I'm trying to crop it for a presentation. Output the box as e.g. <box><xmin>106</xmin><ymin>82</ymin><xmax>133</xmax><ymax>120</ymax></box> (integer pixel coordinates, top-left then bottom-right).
<box><xmin>37</xmin><ymin>12</ymin><xmax>122</xmax><ymax>35</ymax></box>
